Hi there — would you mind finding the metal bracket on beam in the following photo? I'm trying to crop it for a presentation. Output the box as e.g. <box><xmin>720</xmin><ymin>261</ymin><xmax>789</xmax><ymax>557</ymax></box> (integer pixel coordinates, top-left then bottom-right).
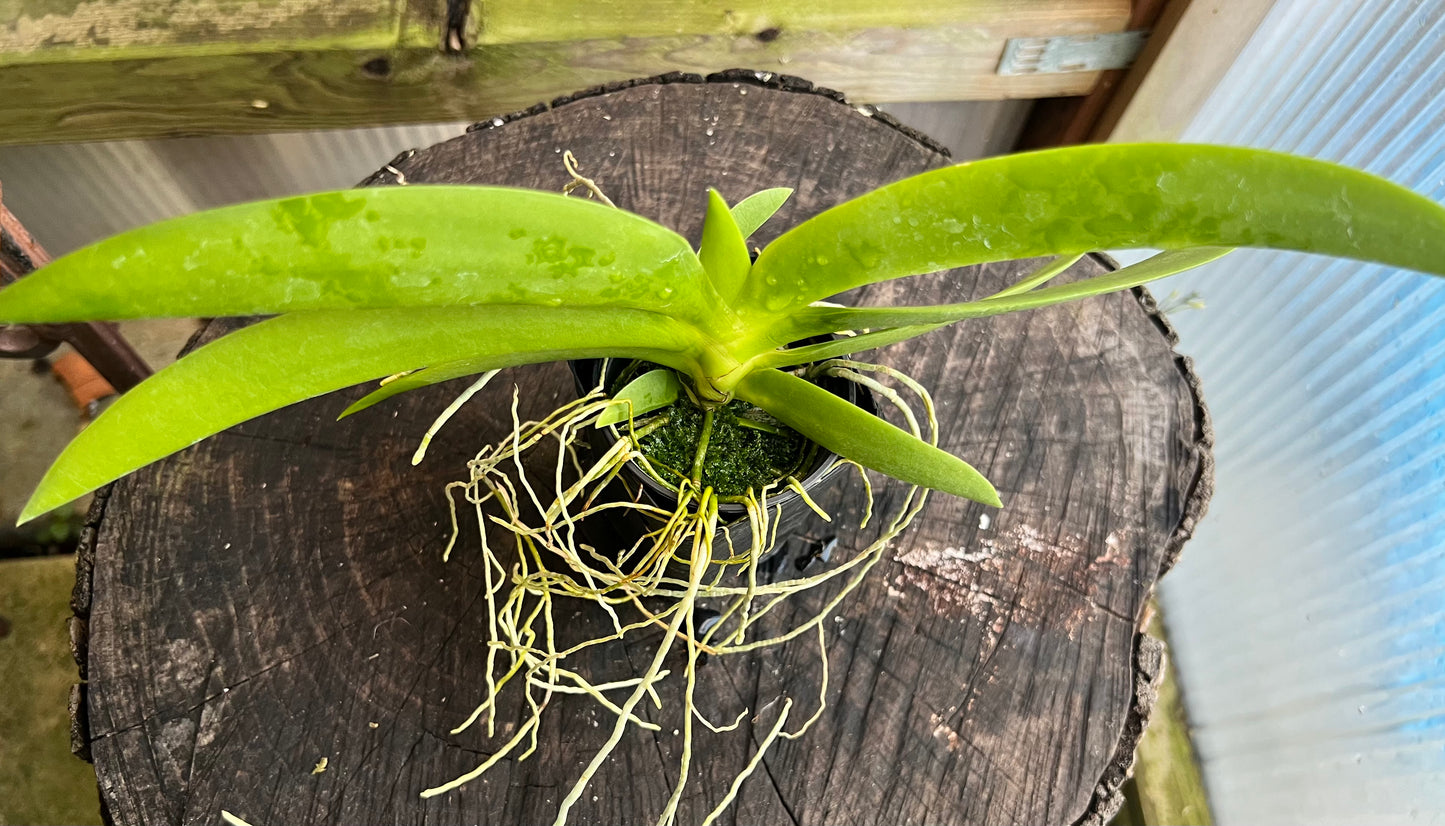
<box><xmin>998</xmin><ymin>30</ymin><xmax>1148</xmax><ymax>76</ymax></box>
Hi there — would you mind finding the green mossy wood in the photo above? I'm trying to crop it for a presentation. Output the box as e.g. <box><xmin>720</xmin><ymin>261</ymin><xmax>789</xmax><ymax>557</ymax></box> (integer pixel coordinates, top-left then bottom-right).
<box><xmin>70</xmin><ymin>74</ymin><xmax>1208</xmax><ymax>825</ymax></box>
<box><xmin>0</xmin><ymin>1</ymin><xmax>1133</xmax><ymax>144</ymax></box>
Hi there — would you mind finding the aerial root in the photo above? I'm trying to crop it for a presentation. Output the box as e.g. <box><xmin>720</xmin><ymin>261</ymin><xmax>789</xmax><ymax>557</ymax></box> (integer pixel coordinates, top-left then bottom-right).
<box><xmin>420</xmin><ymin>360</ymin><xmax>941</xmax><ymax>824</ymax></box>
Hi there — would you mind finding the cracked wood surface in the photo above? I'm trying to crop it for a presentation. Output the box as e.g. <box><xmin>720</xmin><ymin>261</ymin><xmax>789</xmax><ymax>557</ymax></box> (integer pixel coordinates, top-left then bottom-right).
<box><xmin>78</xmin><ymin>74</ymin><xmax>1211</xmax><ymax>825</ymax></box>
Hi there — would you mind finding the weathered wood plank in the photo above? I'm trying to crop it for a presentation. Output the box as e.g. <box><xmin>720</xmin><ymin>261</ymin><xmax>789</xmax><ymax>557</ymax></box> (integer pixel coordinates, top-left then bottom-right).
<box><xmin>1105</xmin><ymin>0</ymin><xmax>1278</xmax><ymax>142</ymax></box>
<box><xmin>2</xmin><ymin>0</ymin><xmax>1129</xmax><ymax>61</ymax></box>
<box><xmin>466</xmin><ymin>0</ymin><xmax>1129</xmax><ymax>45</ymax></box>
<box><xmin>1014</xmin><ymin>0</ymin><xmax>1176</xmax><ymax>148</ymax></box>
<box><xmin>0</xmin><ymin>0</ymin><xmax>403</xmax><ymax>65</ymax></box>
<box><xmin>0</xmin><ymin>0</ymin><xmax>1131</xmax><ymax>144</ymax></box>
<box><xmin>76</xmin><ymin>74</ymin><xmax>1210</xmax><ymax>825</ymax></box>
<box><xmin>0</xmin><ymin>41</ymin><xmax>1104</xmax><ymax>146</ymax></box>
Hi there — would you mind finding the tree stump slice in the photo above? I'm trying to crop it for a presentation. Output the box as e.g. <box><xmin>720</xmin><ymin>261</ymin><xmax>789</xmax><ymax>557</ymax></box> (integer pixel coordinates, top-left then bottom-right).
<box><xmin>74</xmin><ymin>72</ymin><xmax>1212</xmax><ymax>826</ymax></box>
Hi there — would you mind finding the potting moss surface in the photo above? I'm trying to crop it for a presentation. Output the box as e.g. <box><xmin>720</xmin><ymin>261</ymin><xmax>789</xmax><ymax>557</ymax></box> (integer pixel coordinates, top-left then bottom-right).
<box><xmin>638</xmin><ymin>398</ymin><xmax>810</xmax><ymax>498</ymax></box>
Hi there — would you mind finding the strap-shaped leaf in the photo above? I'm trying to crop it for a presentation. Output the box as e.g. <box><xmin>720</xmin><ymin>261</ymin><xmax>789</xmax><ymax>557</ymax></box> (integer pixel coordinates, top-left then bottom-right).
<box><xmin>697</xmin><ymin>189</ymin><xmax>752</xmax><ymax>303</ymax></box>
<box><xmin>0</xmin><ymin>186</ymin><xmax>713</xmax><ymax>325</ymax></box>
<box><xmin>339</xmin><ymin>361</ymin><xmax>498</xmax><ymax>419</ymax></box>
<box><xmin>594</xmin><ymin>369</ymin><xmax>682</xmax><ymax>427</ymax></box>
<box><xmin>18</xmin><ymin>305</ymin><xmax>701</xmax><ymax>523</ymax></box>
<box><xmin>340</xmin><ymin>350</ymin><xmax>694</xmax><ymax>420</ymax></box>
<box><xmin>734</xmin><ymin>368</ymin><xmax>1001</xmax><ymax>506</ymax></box>
<box><xmin>758</xmin><ymin>324</ymin><xmax>946</xmax><ymax>370</ymax></box>
<box><xmin>781</xmin><ymin>247</ymin><xmax>1232</xmax><ymax>337</ymax></box>
<box><xmin>750</xmin><ymin>253</ymin><xmax>1086</xmax><ymax>364</ymax></box>
<box><xmin>740</xmin><ymin>144</ymin><xmax>1445</xmax><ymax>316</ymax></box>
<box><xmin>988</xmin><ymin>254</ymin><xmax>1084</xmax><ymax>299</ymax></box>
<box><xmin>730</xmin><ymin>188</ymin><xmax>793</xmax><ymax>239</ymax></box>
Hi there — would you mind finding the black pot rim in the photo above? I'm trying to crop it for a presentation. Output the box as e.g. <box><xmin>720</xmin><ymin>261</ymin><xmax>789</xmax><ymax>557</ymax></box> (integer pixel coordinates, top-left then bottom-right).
<box><xmin>568</xmin><ymin>356</ymin><xmax>872</xmax><ymax>517</ymax></box>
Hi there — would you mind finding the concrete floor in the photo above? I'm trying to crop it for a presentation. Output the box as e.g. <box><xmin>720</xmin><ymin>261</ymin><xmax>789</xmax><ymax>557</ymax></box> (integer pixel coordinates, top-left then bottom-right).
<box><xmin>0</xmin><ymin>354</ymin><xmax>76</xmax><ymax>541</ymax></box>
<box><xmin>0</xmin><ymin>554</ymin><xmax>104</xmax><ymax>825</ymax></box>
<box><xmin>0</xmin><ymin>318</ymin><xmax>197</xmax><ymax>825</ymax></box>
<box><xmin>0</xmin><ymin>319</ymin><xmax>200</xmax><ymax>529</ymax></box>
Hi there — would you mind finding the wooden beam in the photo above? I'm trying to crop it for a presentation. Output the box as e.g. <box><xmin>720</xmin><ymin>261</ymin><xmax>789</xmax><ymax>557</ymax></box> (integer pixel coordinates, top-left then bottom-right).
<box><xmin>464</xmin><ymin>0</ymin><xmax>1132</xmax><ymax>45</ymax></box>
<box><xmin>1104</xmin><ymin>0</ymin><xmax>1277</xmax><ymax>142</ymax></box>
<box><xmin>0</xmin><ymin>0</ymin><xmax>1131</xmax><ymax>145</ymax></box>
<box><xmin>1014</xmin><ymin>0</ymin><xmax>1177</xmax><ymax>148</ymax></box>
<box><xmin>0</xmin><ymin>0</ymin><xmax>404</xmax><ymax>66</ymax></box>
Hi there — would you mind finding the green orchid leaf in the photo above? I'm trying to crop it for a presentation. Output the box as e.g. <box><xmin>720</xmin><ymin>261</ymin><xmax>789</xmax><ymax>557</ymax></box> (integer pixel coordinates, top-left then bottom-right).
<box><xmin>758</xmin><ymin>324</ymin><xmax>946</xmax><ymax>370</ymax></box>
<box><xmin>339</xmin><ymin>360</ymin><xmax>499</xmax><ymax>419</ymax></box>
<box><xmin>730</xmin><ymin>188</ymin><xmax>793</xmax><ymax>240</ymax></box>
<box><xmin>697</xmin><ymin>189</ymin><xmax>753</xmax><ymax>303</ymax></box>
<box><xmin>988</xmin><ymin>254</ymin><xmax>1085</xmax><ymax>299</ymax></box>
<box><xmin>741</xmin><ymin>144</ymin><xmax>1445</xmax><ymax>317</ymax></box>
<box><xmin>758</xmin><ymin>253</ymin><xmax>1094</xmax><ymax>368</ymax></box>
<box><xmin>595</xmin><ymin>369</ymin><xmax>682</xmax><ymax>427</ymax></box>
<box><xmin>734</xmin><ymin>368</ymin><xmax>1001</xmax><ymax>506</ymax></box>
<box><xmin>783</xmin><ymin>247</ymin><xmax>1233</xmax><ymax>337</ymax></box>
<box><xmin>0</xmin><ymin>186</ymin><xmax>714</xmax><ymax>326</ymax></box>
<box><xmin>972</xmin><ymin>247</ymin><xmax>1233</xmax><ymax>314</ymax></box>
<box><xmin>18</xmin><ymin>306</ymin><xmax>702</xmax><ymax>523</ymax></box>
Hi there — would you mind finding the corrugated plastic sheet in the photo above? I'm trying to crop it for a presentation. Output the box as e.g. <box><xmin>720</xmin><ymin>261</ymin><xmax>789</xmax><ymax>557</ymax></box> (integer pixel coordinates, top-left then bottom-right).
<box><xmin>1152</xmin><ymin>1</ymin><xmax>1445</xmax><ymax>822</ymax></box>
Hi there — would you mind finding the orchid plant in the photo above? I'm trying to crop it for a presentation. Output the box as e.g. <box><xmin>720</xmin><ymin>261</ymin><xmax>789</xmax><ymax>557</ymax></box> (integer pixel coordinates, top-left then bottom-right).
<box><xmin>5</xmin><ymin>143</ymin><xmax>1445</xmax><ymax>825</ymax></box>
<box><xmin>4</xmin><ymin>143</ymin><xmax>1443</xmax><ymax>524</ymax></box>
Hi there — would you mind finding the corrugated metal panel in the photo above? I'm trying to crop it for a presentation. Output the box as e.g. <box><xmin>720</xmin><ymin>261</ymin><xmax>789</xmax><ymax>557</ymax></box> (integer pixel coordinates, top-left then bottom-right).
<box><xmin>1150</xmin><ymin>1</ymin><xmax>1445</xmax><ymax>822</ymax></box>
<box><xmin>0</xmin><ymin>140</ymin><xmax>198</xmax><ymax>256</ymax></box>
<box><xmin>0</xmin><ymin>122</ymin><xmax>473</xmax><ymax>256</ymax></box>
